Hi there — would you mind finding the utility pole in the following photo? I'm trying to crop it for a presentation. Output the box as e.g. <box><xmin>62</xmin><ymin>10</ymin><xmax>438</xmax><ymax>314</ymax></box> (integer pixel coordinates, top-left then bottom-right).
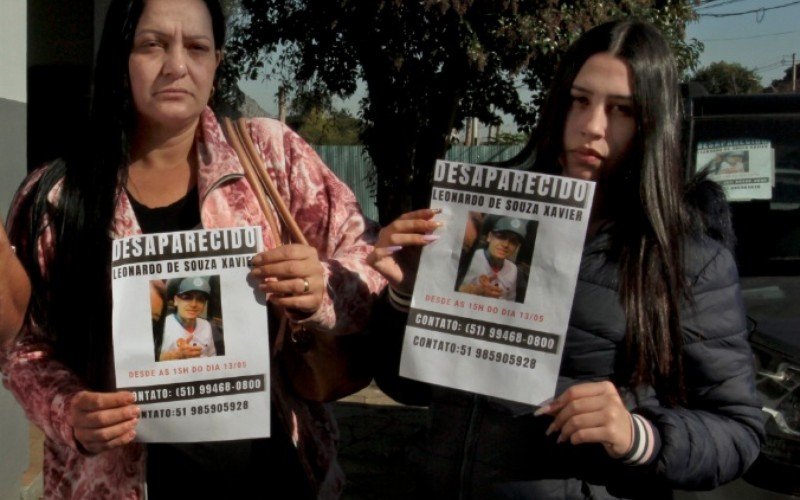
<box><xmin>792</xmin><ymin>53</ymin><xmax>796</xmax><ymax>92</ymax></box>
<box><xmin>465</xmin><ymin>117</ymin><xmax>478</xmax><ymax>146</ymax></box>
<box><xmin>278</xmin><ymin>85</ymin><xmax>288</xmax><ymax>123</ymax></box>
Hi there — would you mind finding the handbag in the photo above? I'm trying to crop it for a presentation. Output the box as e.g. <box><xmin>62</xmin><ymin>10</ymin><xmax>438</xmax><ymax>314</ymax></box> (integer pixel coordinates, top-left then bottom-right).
<box><xmin>222</xmin><ymin>116</ymin><xmax>372</xmax><ymax>402</ymax></box>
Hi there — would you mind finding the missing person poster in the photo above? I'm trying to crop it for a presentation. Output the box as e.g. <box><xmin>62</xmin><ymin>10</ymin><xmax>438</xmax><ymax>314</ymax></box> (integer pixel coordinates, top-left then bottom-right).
<box><xmin>112</xmin><ymin>227</ymin><xmax>270</xmax><ymax>443</ymax></box>
<box><xmin>696</xmin><ymin>139</ymin><xmax>774</xmax><ymax>201</ymax></box>
<box><xmin>400</xmin><ymin>161</ymin><xmax>594</xmax><ymax>405</ymax></box>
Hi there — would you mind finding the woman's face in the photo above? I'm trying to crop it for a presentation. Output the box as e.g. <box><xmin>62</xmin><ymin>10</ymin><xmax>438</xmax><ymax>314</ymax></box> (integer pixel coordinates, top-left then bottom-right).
<box><xmin>561</xmin><ymin>52</ymin><xmax>636</xmax><ymax>182</ymax></box>
<box><xmin>128</xmin><ymin>0</ymin><xmax>220</xmax><ymax>128</ymax></box>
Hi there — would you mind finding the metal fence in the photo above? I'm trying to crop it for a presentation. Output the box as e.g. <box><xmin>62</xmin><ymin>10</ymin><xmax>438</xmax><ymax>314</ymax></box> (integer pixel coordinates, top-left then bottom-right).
<box><xmin>312</xmin><ymin>144</ymin><xmax>524</xmax><ymax>222</ymax></box>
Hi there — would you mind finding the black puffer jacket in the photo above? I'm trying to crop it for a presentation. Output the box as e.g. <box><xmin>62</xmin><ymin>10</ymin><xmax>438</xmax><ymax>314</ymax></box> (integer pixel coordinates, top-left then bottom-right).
<box><xmin>375</xmin><ymin>217</ymin><xmax>764</xmax><ymax>499</ymax></box>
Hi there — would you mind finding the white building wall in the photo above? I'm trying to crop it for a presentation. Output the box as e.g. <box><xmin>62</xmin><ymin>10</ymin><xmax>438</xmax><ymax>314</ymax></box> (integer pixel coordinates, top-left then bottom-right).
<box><xmin>0</xmin><ymin>0</ymin><xmax>30</xmax><ymax>498</ymax></box>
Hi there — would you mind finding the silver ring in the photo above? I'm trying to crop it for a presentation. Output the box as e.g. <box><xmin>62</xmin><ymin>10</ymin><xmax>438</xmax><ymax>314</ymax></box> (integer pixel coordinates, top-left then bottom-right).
<box><xmin>302</xmin><ymin>278</ymin><xmax>310</xmax><ymax>294</ymax></box>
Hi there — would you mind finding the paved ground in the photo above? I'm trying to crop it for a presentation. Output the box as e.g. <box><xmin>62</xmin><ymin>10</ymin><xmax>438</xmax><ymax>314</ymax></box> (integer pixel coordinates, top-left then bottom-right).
<box><xmin>23</xmin><ymin>383</ymin><xmax>796</xmax><ymax>499</ymax></box>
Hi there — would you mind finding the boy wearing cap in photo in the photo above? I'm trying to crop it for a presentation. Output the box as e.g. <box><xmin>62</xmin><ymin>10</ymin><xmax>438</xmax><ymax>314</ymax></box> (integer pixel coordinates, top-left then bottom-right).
<box><xmin>459</xmin><ymin>217</ymin><xmax>525</xmax><ymax>301</ymax></box>
<box><xmin>159</xmin><ymin>276</ymin><xmax>217</xmax><ymax>361</ymax></box>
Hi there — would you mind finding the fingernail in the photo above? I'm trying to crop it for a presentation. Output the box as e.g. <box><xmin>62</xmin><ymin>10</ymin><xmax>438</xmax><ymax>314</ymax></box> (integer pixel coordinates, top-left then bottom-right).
<box><xmin>433</xmin><ymin>221</ymin><xmax>444</xmax><ymax>228</ymax></box>
<box><xmin>430</xmin><ymin>208</ymin><xmax>443</xmax><ymax>214</ymax></box>
<box><xmin>247</xmin><ymin>257</ymin><xmax>255</xmax><ymax>267</ymax></box>
<box><xmin>534</xmin><ymin>404</ymin><xmax>550</xmax><ymax>417</ymax></box>
<box><xmin>545</xmin><ymin>424</ymin><xmax>555</xmax><ymax>436</ymax></box>
<box><xmin>422</xmin><ymin>235</ymin><xmax>440</xmax><ymax>242</ymax></box>
<box><xmin>251</xmin><ymin>255</ymin><xmax>262</xmax><ymax>266</ymax></box>
<box><xmin>556</xmin><ymin>433</ymin><xmax>566</xmax><ymax>444</ymax></box>
<box><xmin>385</xmin><ymin>245</ymin><xmax>403</xmax><ymax>254</ymax></box>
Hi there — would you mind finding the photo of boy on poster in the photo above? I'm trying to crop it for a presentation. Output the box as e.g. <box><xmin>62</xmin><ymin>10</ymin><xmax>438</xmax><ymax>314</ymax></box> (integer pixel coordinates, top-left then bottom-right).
<box><xmin>702</xmin><ymin>150</ymin><xmax>750</xmax><ymax>175</ymax></box>
<box><xmin>150</xmin><ymin>275</ymin><xmax>225</xmax><ymax>361</ymax></box>
<box><xmin>454</xmin><ymin>213</ymin><xmax>538</xmax><ymax>303</ymax></box>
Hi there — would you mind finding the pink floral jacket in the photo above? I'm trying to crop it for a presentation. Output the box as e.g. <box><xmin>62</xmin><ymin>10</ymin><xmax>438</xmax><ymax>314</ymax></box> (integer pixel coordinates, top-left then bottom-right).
<box><xmin>0</xmin><ymin>109</ymin><xmax>386</xmax><ymax>499</ymax></box>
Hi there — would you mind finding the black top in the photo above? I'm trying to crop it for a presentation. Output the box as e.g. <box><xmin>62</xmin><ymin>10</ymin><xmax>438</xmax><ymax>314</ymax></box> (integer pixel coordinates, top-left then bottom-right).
<box><xmin>127</xmin><ymin>187</ymin><xmax>201</xmax><ymax>233</ymax></box>
<box><xmin>128</xmin><ymin>188</ymin><xmax>311</xmax><ymax>499</ymax></box>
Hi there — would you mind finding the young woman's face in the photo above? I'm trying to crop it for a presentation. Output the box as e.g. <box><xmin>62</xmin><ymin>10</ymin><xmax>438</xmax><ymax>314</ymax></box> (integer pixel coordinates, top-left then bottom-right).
<box><xmin>561</xmin><ymin>52</ymin><xmax>636</xmax><ymax>182</ymax></box>
<box><xmin>128</xmin><ymin>0</ymin><xmax>220</xmax><ymax>128</ymax></box>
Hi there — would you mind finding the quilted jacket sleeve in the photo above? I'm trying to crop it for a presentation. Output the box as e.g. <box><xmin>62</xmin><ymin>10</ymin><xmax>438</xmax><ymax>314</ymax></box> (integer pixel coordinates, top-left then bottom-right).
<box><xmin>633</xmin><ymin>243</ymin><xmax>765</xmax><ymax>489</ymax></box>
<box><xmin>0</xmin><ymin>168</ymin><xmax>86</xmax><ymax>453</ymax></box>
<box><xmin>248</xmin><ymin>119</ymin><xmax>387</xmax><ymax>335</ymax></box>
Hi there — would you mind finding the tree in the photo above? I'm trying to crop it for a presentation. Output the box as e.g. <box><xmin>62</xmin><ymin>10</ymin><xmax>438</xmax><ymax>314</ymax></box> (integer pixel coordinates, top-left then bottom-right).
<box><xmin>287</xmin><ymin>87</ymin><xmax>361</xmax><ymax>145</ymax></box>
<box><xmin>692</xmin><ymin>61</ymin><xmax>762</xmax><ymax>95</ymax></box>
<box><xmin>767</xmin><ymin>63</ymin><xmax>799</xmax><ymax>93</ymax></box>
<box><xmin>227</xmin><ymin>1</ymin><xmax>701</xmax><ymax>224</ymax></box>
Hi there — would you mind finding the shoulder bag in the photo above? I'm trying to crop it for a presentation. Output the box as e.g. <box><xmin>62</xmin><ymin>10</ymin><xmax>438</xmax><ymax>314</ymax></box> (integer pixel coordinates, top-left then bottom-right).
<box><xmin>221</xmin><ymin>116</ymin><xmax>372</xmax><ymax>402</ymax></box>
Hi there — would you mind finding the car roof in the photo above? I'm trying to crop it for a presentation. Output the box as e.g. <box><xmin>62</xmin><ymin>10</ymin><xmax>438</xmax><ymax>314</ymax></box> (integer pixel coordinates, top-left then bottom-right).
<box><xmin>686</xmin><ymin>93</ymin><xmax>800</xmax><ymax>118</ymax></box>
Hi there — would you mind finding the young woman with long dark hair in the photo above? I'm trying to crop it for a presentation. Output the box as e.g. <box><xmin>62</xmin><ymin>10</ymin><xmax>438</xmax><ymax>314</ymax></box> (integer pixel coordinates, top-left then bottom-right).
<box><xmin>2</xmin><ymin>0</ymin><xmax>383</xmax><ymax>497</ymax></box>
<box><xmin>369</xmin><ymin>20</ymin><xmax>764</xmax><ymax>498</ymax></box>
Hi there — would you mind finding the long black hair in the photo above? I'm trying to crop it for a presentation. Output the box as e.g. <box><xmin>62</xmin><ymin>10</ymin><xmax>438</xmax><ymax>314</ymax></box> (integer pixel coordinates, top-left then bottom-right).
<box><xmin>10</xmin><ymin>0</ymin><xmax>226</xmax><ymax>388</ymax></box>
<box><xmin>533</xmin><ymin>20</ymin><xmax>690</xmax><ymax>403</ymax></box>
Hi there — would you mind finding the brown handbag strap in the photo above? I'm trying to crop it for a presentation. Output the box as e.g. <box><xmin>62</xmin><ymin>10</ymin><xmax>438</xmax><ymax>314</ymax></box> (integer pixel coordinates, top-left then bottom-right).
<box><xmin>221</xmin><ymin>117</ymin><xmax>310</xmax><ymax>352</ymax></box>
<box><xmin>226</xmin><ymin>117</ymin><xmax>309</xmax><ymax>246</ymax></box>
<box><xmin>221</xmin><ymin>116</ymin><xmax>284</xmax><ymax>245</ymax></box>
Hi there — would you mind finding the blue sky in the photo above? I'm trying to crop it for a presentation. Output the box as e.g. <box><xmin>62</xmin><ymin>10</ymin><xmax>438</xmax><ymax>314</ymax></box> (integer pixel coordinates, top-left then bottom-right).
<box><xmin>688</xmin><ymin>0</ymin><xmax>800</xmax><ymax>86</ymax></box>
<box><xmin>240</xmin><ymin>1</ymin><xmax>800</xmax><ymax>125</ymax></box>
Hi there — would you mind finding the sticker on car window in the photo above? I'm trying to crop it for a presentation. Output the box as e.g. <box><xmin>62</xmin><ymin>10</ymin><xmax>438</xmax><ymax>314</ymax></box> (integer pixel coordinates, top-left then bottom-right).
<box><xmin>696</xmin><ymin>139</ymin><xmax>775</xmax><ymax>202</ymax></box>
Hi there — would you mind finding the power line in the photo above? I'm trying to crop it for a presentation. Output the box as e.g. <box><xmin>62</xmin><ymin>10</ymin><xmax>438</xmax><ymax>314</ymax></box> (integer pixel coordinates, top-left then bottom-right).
<box><xmin>696</xmin><ymin>0</ymin><xmax>749</xmax><ymax>10</ymax></box>
<box><xmin>751</xmin><ymin>57</ymin><xmax>797</xmax><ymax>77</ymax></box>
<box><xmin>698</xmin><ymin>0</ymin><xmax>800</xmax><ymax>17</ymax></box>
<box><xmin>753</xmin><ymin>62</ymin><xmax>786</xmax><ymax>73</ymax></box>
<box><xmin>701</xmin><ymin>28</ymin><xmax>800</xmax><ymax>41</ymax></box>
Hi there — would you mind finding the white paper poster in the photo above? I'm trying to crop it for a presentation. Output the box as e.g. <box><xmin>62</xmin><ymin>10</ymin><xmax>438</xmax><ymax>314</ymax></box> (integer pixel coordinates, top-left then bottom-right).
<box><xmin>112</xmin><ymin>227</ymin><xmax>270</xmax><ymax>443</ymax></box>
<box><xmin>400</xmin><ymin>161</ymin><xmax>594</xmax><ymax>405</ymax></box>
<box><xmin>696</xmin><ymin>139</ymin><xmax>775</xmax><ymax>201</ymax></box>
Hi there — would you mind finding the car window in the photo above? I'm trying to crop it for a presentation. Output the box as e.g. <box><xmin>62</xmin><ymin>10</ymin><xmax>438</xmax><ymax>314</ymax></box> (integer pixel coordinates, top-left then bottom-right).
<box><xmin>687</xmin><ymin>111</ymin><xmax>800</xmax><ymax>324</ymax></box>
<box><xmin>689</xmin><ymin>114</ymin><xmax>800</xmax><ymax>272</ymax></box>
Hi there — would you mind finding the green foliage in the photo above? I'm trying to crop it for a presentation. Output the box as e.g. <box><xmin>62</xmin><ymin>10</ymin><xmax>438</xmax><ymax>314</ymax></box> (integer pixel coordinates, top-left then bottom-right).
<box><xmin>226</xmin><ymin>0</ymin><xmax>700</xmax><ymax>223</ymax></box>
<box><xmin>284</xmin><ymin>87</ymin><xmax>361</xmax><ymax>145</ymax></box>
<box><xmin>289</xmin><ymin>108</ymin><xmax>361</xmax><ymax>146</ymax></box>
<box><xmin>485</xmin><ymin>132</ymin><xmax>529</xmax><ymax>145</ymax></box>
<box><xmin>692</xmin><ymin>61</ymin><xmax>762</xmax><ymax>95</ymax></box>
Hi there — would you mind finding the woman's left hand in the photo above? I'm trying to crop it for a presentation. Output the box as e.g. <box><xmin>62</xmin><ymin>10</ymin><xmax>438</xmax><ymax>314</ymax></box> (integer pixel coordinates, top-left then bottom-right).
<box><xmin>536</xmin><ymin>381</ymin><xmax>633</xmax><ymax>458</ymax></box>
<box><xmin>367</xmin><ymin>208</ymin><xmax>442</xmax><ymax>294</ymax></box>
<box><xmin>249</xmin><ymin>244</ymin><xmax>325</xmax><ymax>315</ymax></box>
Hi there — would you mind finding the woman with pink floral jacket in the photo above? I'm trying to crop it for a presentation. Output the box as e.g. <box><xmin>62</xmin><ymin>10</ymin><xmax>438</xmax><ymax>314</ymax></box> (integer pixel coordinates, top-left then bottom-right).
<box><xmin>2</xmin><ymin>0</ymin><xmax>384</xmax><ymax>498</ymax></box>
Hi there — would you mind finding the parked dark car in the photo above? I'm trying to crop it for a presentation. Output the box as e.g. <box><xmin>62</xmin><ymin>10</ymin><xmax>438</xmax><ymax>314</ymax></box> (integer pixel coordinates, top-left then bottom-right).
<box><xmin>683</xmin><ymin>91</ymin><xmax>800</xmax><ymax>497</ymax></box>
